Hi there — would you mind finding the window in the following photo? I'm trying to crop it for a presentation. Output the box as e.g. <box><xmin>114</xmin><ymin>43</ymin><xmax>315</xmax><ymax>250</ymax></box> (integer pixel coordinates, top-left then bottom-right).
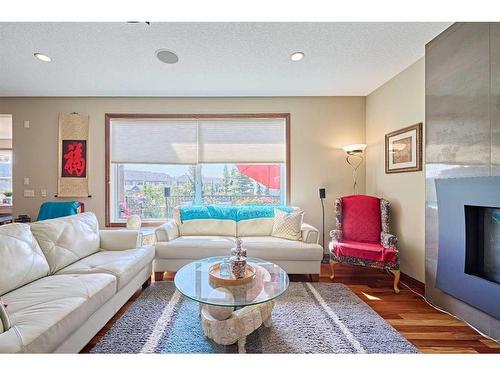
<box><xmin>0</xmin><ymin>115</ymin><xmax>13</xmax><ymax>207</ymax></box>
<box><xmin>106</xmin><ymin>114</ymin><xmax>289</xmax><ymax>225</ymax></box>
<box><xmin>0</xmin><ymin>150</ymin><xmax>13</xmax><ymax>206</ymax></box>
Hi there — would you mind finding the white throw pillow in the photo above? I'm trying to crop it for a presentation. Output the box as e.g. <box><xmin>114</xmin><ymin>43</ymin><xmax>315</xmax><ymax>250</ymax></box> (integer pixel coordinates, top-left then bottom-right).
<box><xmin>271</xmin><ymin>208</ymin><xmax>304</xmax><ymax>241</ymax></box>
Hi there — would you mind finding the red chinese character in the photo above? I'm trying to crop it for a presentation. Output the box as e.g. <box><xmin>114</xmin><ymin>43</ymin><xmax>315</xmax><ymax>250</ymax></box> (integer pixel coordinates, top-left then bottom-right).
<box><xmin>63</xmin><ymin>141</ymin><xmax>86</xmax><ymax>177</ymax></box>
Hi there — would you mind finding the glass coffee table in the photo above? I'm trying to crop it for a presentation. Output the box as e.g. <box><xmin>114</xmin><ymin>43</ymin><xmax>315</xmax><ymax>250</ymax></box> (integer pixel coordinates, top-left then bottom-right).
<box><xmin>174</xmin><ymin>256</ymin><xmax>289</xmax><ymax>353</ymax></box>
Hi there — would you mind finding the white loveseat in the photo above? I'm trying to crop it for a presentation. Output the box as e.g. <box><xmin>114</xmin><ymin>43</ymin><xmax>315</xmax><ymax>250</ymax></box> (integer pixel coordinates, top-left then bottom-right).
<box><xmin>154</xmin><ymin>206</ymin><xmax>323</xmax><ymax>280</ymax></box>
<box><xmin>0</xmin><ymin>212</ymin><xmax>154</xmax><ymax>353</ymax></box>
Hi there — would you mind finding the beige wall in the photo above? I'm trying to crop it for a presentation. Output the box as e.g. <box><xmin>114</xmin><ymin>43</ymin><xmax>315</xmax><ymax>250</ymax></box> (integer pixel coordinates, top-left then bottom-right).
<box><xmin>0</xmin><ymin>97</ymin><xmax>366</xmax><ymax>245</ymax></box>
<box><xmin>365</xmin><ymin>58</ymin><xmax>425</xmax><ymax>281</ymax></box>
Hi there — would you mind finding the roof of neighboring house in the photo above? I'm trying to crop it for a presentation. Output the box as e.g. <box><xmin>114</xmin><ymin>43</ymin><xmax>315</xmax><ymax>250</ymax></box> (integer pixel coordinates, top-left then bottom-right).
<box><xmin>124</xmin><ymin>170</ymin><xmax>223</xmax><ymax>185</ymax></box>
<box><xmin>124</xmin><ymin>170</ymin><xmax>174</xmax><ymax>184</ymax></box>
<box><xmin>175</xmin><ymin>174</ymin><xmax>223</xmax><ymax>184</ymax></box>
<box><xmin>129</xmin><ymin>185</ymin><xmax>141</xmax><ymax>193</ymax></box>
<box><xmin>174</xmin><ymin>174</ymin><xmax>190</xmax><ymax>184</ymax></box>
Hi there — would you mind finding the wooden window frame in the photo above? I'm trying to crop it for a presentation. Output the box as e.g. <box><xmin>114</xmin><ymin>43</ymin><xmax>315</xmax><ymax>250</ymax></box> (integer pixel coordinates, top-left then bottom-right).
<box><xmin>105</xmin><ymin>113</ymin><xmax>291</xmax><ymax>227</ymax></box>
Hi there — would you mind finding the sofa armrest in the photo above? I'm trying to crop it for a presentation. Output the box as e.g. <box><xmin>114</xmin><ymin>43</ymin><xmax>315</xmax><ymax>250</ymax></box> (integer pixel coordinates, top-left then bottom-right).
<box><xmin>99</xmin><ymin>229</ymin><xmax>141</xmax><ymax>251</ymax></box>
<box><xmin>155</xmin><ymin>219</ymin><xmax>179</xmax><ymax>242</ymax></box>
<box><xmin>381</xmin><ymin>232</ymin><xmax>398</xmax><ymax>248</ymax></box>
<box><xmin>301</xmin><ymin>223</ymin><xmax>319</xmax><ymax>244</ymax></box>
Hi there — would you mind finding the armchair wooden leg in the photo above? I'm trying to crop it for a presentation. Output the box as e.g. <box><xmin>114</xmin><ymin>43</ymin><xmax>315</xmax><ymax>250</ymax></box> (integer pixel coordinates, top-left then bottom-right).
<box><xmin>154</xmin><ymin>272</ymin><xmax>165</xmax><ymax>282</ymax></box>
<box><xmin>329</xmin><ymin>260</ymin><xmax>337</xmax><ymax>280</ymax></box>
<box><xmin>390</xmin><ymin>270</ymin><xmax>400</xmax><ymax>294</ymax></box>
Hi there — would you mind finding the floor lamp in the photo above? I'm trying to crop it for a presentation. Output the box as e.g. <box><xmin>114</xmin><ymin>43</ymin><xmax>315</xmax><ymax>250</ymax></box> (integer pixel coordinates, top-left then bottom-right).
<box><xmin>319</xmin><ymin>188</ymin><xmax>326</xmax><ymax>259</ymax></box>
<box><xmin>342</xmin><ymin>144</ymin><xmax>367</xmax><ymax>194</ymax></box>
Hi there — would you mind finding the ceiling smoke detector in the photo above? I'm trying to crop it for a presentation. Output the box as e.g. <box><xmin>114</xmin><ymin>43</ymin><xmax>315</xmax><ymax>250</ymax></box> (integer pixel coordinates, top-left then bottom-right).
<box><xmin>156</xmin><ymin>49</ymin><xmax>179</xmax><ymax>64</ymax></box>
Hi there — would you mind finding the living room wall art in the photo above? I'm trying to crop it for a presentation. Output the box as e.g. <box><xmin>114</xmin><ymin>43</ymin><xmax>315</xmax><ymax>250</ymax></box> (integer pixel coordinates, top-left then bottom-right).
<box><xmin>57</xmin><ymin>112</ymin><xmax>90</xmax><ymax>197</ymax></box>
<box><xmin>385</xmin><ymin>122</ymin><xmax>422</xmax><ymax>173</ymax></box>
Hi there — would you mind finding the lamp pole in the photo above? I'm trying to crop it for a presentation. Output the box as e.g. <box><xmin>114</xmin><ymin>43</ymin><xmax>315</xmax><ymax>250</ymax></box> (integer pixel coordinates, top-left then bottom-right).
<box><xmin>346</xmin><ymin>152</ymin><xmax>363</xmax><ymax>194</ymax></box>
<box><xmin>319</xmin><ymin>188</ymin><xmax>326</xmax><ymax>258</ymax></box>
<box><xmin>342</xmin><ymin>144</ymin><xmax>367</xmax><ymax>195</ymax></box>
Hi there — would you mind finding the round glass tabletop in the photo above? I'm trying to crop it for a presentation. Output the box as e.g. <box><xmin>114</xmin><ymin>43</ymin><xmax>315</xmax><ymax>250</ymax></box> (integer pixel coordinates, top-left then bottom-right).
<box><xmin>174</xmin><ymin>256</ymin><xmax>289</xmax><ymax>307</ymax></box>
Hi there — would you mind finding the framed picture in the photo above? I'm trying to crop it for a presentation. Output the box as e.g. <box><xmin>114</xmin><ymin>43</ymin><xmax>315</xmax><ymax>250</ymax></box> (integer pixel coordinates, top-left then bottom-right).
<box><xmin>385</xmin><ymin>123</ymin><xmax>422</xmax><ymax>174</ymax></box>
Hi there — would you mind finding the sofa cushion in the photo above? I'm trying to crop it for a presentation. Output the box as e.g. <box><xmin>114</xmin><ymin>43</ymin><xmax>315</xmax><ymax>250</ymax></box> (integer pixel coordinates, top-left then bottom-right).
<box><xmin>239</xmin><ymin>236</ymin><xmax>323</xmax><ymax>261</ymax></box>
<box><xmin>30</xmin><ymin>212</ymin><xmax>100</xmax><ymax>274</ymax></box>
<box><xmin>0</xmin><ymin>274</ymin><xmax>116</xmax><ymax>353</ymax></box>
<box><xmin>56</xmin><ymin>246</ymin><xmax>154</xmax><ymax>291</ymax></box>
<box><xmin>174</xmin><ymin>206</ymin><xmax>236</xmax><ymax>237</ymax></box>
<box><xmin>236</xmin><ymin>206</ymin><xmax>297</xmax><ymax>237</ymax></box>
<box><xmin>178</xmin><ymin>205</ymin><xmax>238</xmax><ymax>222</ymax></box>
<box><xmin>99</xmin><ymin>229</ymin><xmax>140</xmax><ymax>251</ymax></box>
<box><xmin>0</xmin><ymin>223</ymin><xmax>50</xmax><ymax>295</ymax></box>
<box><xmin>156</xmin><ymin>236</ymin><xmax>236</xmax><ymax>259</ymax></box>
<box><xmin>236</xmin><ymin>217</ymin><xmax>274</xmax><ymax>237</ymax></box>
<box><xmin>179</xmin><ymin>219</ymin><xmax>237</xmax><ymax>237</ymax></box>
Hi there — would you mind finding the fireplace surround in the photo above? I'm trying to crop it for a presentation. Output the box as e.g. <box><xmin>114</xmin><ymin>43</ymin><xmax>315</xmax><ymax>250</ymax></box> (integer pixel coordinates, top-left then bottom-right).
<box><xmin>426</xmin><ymin>22</ymin><xmax>500</xmax><ymax>340</ymax></box>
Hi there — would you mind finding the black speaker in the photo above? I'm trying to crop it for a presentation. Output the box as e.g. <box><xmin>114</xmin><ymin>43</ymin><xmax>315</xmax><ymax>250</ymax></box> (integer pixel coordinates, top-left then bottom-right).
<box><xmin>319</xmin><ymin>188</ymin><xmax>326</xmax><ymax>199</ymax></box>
<box><xmin>164</xmin><ymin>186</ymin><xmax>171</xmax><ymax>198</ymax></box>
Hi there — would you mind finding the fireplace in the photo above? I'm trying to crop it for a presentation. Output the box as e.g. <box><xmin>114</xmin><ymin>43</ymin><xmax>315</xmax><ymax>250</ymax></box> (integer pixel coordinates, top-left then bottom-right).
<box><xmin>435</xmin><ymin>176</ymin><xmax>500</xmax><ymax>319</ymax></box>
<box><xmin>464</xmin><ymin>205</ymin><xmax>500</xmax><ymax>284</ymax></box>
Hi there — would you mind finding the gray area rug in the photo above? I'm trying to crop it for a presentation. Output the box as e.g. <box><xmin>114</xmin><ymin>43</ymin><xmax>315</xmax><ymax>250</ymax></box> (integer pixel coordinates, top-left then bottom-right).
<box><xmin>91</xmin><ymin>282</ymin><xmax>418</xmax><ymax>354</ymax></box>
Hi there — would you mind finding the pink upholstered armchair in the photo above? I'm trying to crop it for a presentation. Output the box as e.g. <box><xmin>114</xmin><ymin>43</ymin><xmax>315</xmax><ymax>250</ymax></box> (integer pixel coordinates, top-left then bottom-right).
<box><xmin>329</xmin><ymin>195</ymin><xmax>400</xmax><ymax>293</ymax></box>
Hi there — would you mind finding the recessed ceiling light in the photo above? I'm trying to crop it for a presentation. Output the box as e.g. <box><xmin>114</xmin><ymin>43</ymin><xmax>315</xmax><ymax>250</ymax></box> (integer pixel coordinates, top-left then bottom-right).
<box><xmin>156</xmin><ymin>49</ymin><xmax>179</xmax><ymax>64</ymax></box>
<box><xmin>34</xmin><ymin>53</ymin><xmax>51</xmax><ymax>62</ymax></box>
<box><xmin>290</xmin><ymin>52</ymin><xmax>305</xmax><ymax>61</ymax></box>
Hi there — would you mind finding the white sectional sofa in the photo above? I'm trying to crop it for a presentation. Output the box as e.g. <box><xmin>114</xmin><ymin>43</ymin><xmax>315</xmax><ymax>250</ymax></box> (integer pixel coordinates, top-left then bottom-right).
<box><xmin>154</xmin><ymin>206</ymin><xmax>323</xmax><ymax>280</ymax></box>
<box><xmin>0</xmin><ymin>212</ymin><xmax>154</xmax><ymax>353</ymax></box>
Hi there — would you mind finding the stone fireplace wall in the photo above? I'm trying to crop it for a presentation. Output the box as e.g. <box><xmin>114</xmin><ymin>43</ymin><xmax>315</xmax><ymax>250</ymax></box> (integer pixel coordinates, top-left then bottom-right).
<box><xmin>426</xmin><ymin>22</ymin><xmax>500</xmax><ymax>339</ymax></box>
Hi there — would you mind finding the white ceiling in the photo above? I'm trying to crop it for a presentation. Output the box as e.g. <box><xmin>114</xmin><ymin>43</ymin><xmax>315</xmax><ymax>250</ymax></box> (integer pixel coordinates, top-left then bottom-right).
<box><xmin>0</xmin><ymin>22</ymin><xmax>451</xmax><ymax>97</ymax></box>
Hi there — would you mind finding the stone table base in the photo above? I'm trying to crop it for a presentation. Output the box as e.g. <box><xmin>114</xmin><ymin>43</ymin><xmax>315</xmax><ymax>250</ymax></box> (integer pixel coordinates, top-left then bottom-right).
<box><xmin>200</xmin><ymin>300</ymin><xmax>274</xmax><ymax>353</ymax></box>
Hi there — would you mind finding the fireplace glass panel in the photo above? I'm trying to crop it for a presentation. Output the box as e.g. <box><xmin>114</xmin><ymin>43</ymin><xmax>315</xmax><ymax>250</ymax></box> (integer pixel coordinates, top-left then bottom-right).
<box><xmin>464</xmin><ymin>205</ymin><xmax>500</xmax><ymax>284</ymax></box>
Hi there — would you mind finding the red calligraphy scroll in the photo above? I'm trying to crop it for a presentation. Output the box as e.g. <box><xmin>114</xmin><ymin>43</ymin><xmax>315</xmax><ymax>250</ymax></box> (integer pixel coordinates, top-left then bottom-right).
<box><xmin>61</xmin><ymin>140</ymin><xmax>87</xmax><ymax>178</ymax></box>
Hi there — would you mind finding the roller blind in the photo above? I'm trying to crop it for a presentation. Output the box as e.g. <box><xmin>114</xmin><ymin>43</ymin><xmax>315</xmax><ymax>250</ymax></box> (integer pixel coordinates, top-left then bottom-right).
<box><xmin>110</xmin><ymin>117</ymin><xmax>286</xmax><ymax>164</ymax></box>
<box><xmin>198</xmin><ymin>118</ymin><xmax>286</xmax><ymax>163</ymax></box>
<box><xmin>110</xmin><ymin>119</ymin><xmax>198</xmax><ymax>164</ymax></box>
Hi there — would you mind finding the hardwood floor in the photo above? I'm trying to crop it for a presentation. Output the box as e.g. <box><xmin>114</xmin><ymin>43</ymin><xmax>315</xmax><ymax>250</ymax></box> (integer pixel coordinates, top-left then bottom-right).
<box><xmin>81</xmin><ymin>263</ymin><xmax>500</xmax><ymax>354</ymax></box>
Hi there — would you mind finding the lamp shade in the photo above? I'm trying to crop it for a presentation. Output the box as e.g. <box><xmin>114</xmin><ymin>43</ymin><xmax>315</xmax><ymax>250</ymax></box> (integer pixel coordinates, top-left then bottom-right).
<box><xmin>342</xmin><ymin>144</ymin><xmax>367</xmax><ymax>154</ymax></box>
